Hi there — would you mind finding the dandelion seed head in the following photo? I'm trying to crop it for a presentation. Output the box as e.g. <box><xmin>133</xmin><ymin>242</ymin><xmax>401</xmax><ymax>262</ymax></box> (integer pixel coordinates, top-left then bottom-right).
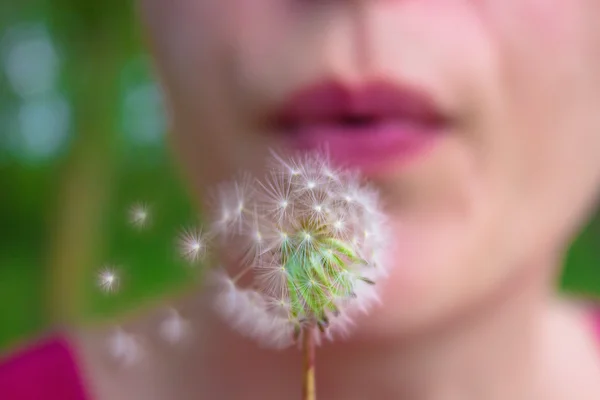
<box><xmin>207</xmin><ymin>151</ymin><xmax>388</xmax><ymax>348</ymax></box>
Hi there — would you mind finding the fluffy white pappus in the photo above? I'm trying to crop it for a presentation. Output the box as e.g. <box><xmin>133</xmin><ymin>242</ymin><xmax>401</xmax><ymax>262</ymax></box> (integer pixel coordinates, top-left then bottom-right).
<box><xmin>159</xmin><ymin>308</ymin><xmax>191</xmax><ymax>344</ymax></box>
<box><xmin>107</xmin><ymin>328</ymin><xmax>144</xmax><ymax>367</ymax></box>
<box><xmin>258</xmin><ymin>172</ymin><xmax>295</xmax><ymax>223</ymax></box>
<box><xmin>128</xmin><ymin>202</ymin><xmax>150</xmax><ymax>229</ymax></box>
<box><xmin>208</xmin><ymin>270</ymin><xmax>295</xmax><ymax>349</ymax></box>
<box><xmin>97</xmin><ymin>266</ymin><xmax>120</xmax><ymax>293</ymax></box>
<box><xmin>209</xmin><ymin>172</ymin><xmax>256</xmax><ymax>239</ymax></box>
<box><xmin>207</xmin><ymin>151</ymin><xmax>389</xmax><ymax>349</ymax></box>
<box><xmin>177</xmin><ymin>227</ymin><xmax>208</xmax><ymax>264</ymax></box>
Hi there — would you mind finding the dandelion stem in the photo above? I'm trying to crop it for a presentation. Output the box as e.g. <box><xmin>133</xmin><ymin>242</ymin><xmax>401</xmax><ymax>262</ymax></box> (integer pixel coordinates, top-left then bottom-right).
<box><xmin>302</xmin><ymin>327</ymin><xmax>316</xmax><ymax>400</ymax></box>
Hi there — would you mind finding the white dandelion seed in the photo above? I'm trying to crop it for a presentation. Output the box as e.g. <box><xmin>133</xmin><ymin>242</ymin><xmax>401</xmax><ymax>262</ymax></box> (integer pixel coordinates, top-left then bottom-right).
<box><xmin>108</xmin><ymin>328</ymin><xmax>142</xmax><ymax>366</ymax></box>
<box><xmin>128</xmin><ymin>202</ymin><xmax>150</xmax><ymax>228</ymax></box>
<box><xmin>254</xmin><ymin>259</ymin><xmax>289</xmax><ymax>298</ymax></box>
<box><xmin>332</xmin><ymin>217</ymin><xmax>345</xmax><ymax>233</ymax></box>
<box><xmin>300</xmin><ymin>187</ymin><xmax>331</xmax><ymax>225</ymax></box>
<box><xmin>97</xmin><ymin>266</ymin><xmax>120</xmax><ymax>293</ymax></box>
<box><xmin>210</xmin><ymin>172</ymin><xmax>256</xmax><ymax>237</ymax></box>
<box><xmin>159</xmin><ymin>308</ymin><xmax>190</xmax><ymax>344</ymax></box>
<box><xmin>267</xmin><ymin>295</ymin><xmax>292</xmax><ymax>314</ymax></box>
<box><xmin>268</xmin><ymin>150</ymin><xmax>305</xmax><ymax>179</ymax></box>
<box><xmin>322</xmin><ymin>166</ymin><xmax>340</xmax><ymax>182</ymax></box>
<box><xmin>258</xmin><ymin>172</ymin><xmax>295</xmax><ymax>223</ymax></box>
<box><xmin>178</xmin><ymin>227</ymin><xmax>206</xmax><ymax>263</ymax></box>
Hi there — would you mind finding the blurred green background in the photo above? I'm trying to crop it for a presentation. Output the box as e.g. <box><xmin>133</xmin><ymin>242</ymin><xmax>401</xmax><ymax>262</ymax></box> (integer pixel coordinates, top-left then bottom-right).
<box><xmin>0</xmin><ymin>1</ymin><xmax>599</xmax><ymax>354</ymax></box>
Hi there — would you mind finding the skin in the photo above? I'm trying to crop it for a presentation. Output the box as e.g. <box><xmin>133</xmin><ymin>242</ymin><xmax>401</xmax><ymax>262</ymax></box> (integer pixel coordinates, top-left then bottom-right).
<box><xmin>74</xmin><ymin>1</ymin><xmax>600</xmax><ymax>399</ymax></box>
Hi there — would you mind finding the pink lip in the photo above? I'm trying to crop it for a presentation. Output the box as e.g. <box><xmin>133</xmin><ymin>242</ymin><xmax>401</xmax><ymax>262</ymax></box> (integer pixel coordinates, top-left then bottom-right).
<box><xmin>271</xmin><ymin>81</ymin><xmax>449</xmax><ymax>174</ymax></box>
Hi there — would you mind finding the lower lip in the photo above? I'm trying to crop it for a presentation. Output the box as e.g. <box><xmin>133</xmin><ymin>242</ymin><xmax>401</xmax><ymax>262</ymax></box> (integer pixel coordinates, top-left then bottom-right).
<box><xmin>281</xmin><ymin>120</ymin><xmax>443</xmax><ymax>174</ymax></box>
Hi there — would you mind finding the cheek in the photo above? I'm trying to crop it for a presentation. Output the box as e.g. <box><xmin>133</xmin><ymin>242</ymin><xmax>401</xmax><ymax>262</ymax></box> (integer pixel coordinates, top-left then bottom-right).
<box><xmin>141</xmin><ymin>0</ymin><xmax>267</xmax><ymax>181</ymax></box>
<box><xmin>374</xmin><ymin>1</ymin><xmax>600</xmax><ymax>330</ymax></box>
<box><xmin>475</xmin><ymin>1</ymin><xmax>600</xmax><ymax>245</ymax></box>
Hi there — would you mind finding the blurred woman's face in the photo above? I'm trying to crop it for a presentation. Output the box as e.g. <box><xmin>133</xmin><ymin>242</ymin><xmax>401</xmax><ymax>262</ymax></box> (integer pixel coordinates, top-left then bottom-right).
<box><xmin>139</xmin><ymin>1</ymin><xmax>600</xmax><ymax>339</ymax></box>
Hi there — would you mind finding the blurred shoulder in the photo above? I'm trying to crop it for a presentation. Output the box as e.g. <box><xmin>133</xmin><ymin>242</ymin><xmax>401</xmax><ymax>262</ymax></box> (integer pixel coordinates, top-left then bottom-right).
<box><xmin>538</xmin><ymin>296</ymin><xmax>600</xmax><ymax>399</ymax></box>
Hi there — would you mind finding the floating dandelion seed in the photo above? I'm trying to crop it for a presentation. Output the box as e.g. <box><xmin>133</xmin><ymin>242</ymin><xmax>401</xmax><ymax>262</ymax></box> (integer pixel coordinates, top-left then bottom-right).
<box><xmin>206</xmin><ymin>152</ymin><xmax>388</xmax><ymax>349</ymax></box>
<box><xmin>97</xmin><ymin>266</ymin><xmax>120</xmax><ymax>293</ymax></box>
<box><xmin>159</xmin><ymin>308</ymin><xmax>190</xmax><ymax>344</ymax></box>
<box><xmin>128</xmin><ymin>202</ymin><xmax>150</xmax><ymax>228</ymax></box>
<box><xmin>108</xmin><ymin>328</ymin><xmax>142</xmax><ymax>366</ymax></box>
<box><xmin>210</xmin><ymin>172</ymin><xmax>256</xmax><ymax>237</ymax></box>
<box><xmin>178</xmin><ymin>227</ymin><xmax>206</xmax><ymax>263</ymax></box>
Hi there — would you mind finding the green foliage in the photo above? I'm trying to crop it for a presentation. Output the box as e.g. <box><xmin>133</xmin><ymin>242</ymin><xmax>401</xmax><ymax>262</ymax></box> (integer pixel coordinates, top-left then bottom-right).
<box><xmin>562</xmin><ymin>214</ymin><xmax>600</xmax><ymax>299</ymax></box>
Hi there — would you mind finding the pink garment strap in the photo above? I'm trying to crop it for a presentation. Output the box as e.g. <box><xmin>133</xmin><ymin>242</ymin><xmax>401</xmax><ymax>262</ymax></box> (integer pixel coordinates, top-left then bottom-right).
<box><xmin>0</xmin><ymin>336</ymin><xmax>89</xmax><ymax>400</ymax></box>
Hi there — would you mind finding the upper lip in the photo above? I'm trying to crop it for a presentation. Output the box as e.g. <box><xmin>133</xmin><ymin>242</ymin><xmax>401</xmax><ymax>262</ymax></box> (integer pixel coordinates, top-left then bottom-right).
<box><xmin>270</xmin><ymin>80</ymin><xmax>448</xmax><ymax>130</ymax></box>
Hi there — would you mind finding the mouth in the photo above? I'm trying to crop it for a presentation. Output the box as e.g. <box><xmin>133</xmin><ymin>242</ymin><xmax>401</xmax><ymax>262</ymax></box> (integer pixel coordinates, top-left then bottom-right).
<box><xmin>268</xmin><ymin>80</ymin><xmax>450</xmax><ymax>174</ymax></box>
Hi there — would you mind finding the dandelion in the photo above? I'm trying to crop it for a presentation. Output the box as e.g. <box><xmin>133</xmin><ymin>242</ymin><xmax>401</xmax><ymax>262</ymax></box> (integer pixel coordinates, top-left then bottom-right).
<box><xmin>206</xmin><ymin>152</ymin><xmax>388</xmax><ymax>400</ymax></box>
<box><xmin>204</xmin><ymin>155</ymin><xmax>388</xmax><ymax>334</ymax></box>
